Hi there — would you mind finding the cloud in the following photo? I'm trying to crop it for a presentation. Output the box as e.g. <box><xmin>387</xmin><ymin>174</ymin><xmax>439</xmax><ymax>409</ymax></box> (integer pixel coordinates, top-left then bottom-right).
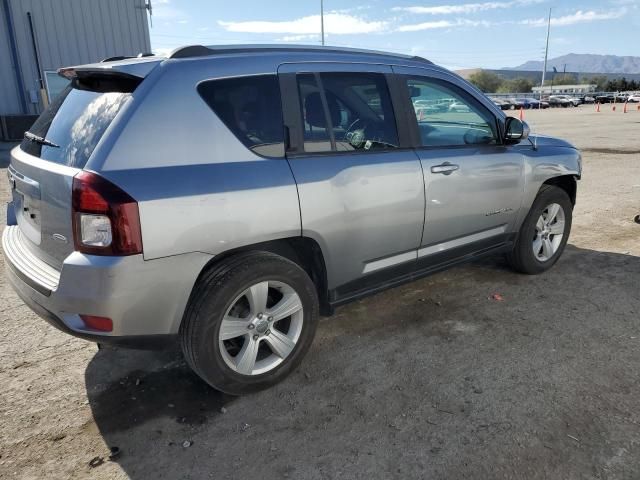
<box><xmin>397</xmin><ymin>18</ymin><xmax>493</xmax><ymax>31</ymax></box>
<box><xmin>520</xmin><ymin>9</ymin><xmax>626</xmax><ymax>27</ymax></box>
<box><xmin>397</xmin><ymin>7</ymin><xmax>627</xmax><ymax>32</ymax></box>
<box><xmin>393</xmin><ymin>0</ymin><xmax>542</xmax><ymax>15</ymax></box>
<box><xmin>218</xmin><ymin>13</ymin><xmax>387</xmax><ymax>35</ymax></box>
<box><xmin>278</xmin><ymin>34</ymin><xmax>321</xmax><ymax>42</ymax></box>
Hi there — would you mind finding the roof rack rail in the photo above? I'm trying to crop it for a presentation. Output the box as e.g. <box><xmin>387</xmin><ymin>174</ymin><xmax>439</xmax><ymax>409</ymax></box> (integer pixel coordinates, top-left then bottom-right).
<box><xmin>101</xmin><ymin>55</ymin><xmax>134</xmax><ymax>63</ymax></box>
<box><xmin>101</xmin><ymin>53</ymin><xmax>155</xmax><ymax>63</ymax></box>
<box><xmin>169</xmin><ymin>45</ymin><xmax>212</xmax><ymax>59</ymax></box>
<box><xmin>167</xmin><ymin>44</ymin><xmax>432</xmax><ymax>64</ymax></box>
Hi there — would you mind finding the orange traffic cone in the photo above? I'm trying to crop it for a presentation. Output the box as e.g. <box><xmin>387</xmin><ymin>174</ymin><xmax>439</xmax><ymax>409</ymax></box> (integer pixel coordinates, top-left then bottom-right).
<box><xmin>519</xmin><ymin>106</ymin><xmax>524</xmax><ymax>121</ymax></box>
<box><xmin>624</xmin><ymin>102</ymin><xmax>628</xmax><ymax>113</ymax></box>
<box><xmin>612</xmin><ymin>104</ymin><xmax>616</xmax><ymax>111</ymax></box>
<box><xmin>596</xmin><ymin>102</ymin><xmax>600</xmax><ymax>112</ymax></box>
<box><xmin>637</xmin><ymin>104</ymin><xmax>640</xmax><ymax>111</ymax></box>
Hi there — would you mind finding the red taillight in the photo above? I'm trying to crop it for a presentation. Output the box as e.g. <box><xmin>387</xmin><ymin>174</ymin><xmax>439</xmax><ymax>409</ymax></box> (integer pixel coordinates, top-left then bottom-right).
<box><xmin>80</xmin><ymin>314</ymin><xmax>113</xmax><ymax>332</ymax></box>
<box><xmin>72</xmin><ymin>171</ymin><xmax>143</xmax><ymax>256</ymax></box>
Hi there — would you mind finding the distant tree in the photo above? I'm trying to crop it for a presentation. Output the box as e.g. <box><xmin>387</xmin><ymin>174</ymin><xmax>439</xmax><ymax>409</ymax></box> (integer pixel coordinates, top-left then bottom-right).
<box><xmin>581</xmin><ymin>75</ymin><xmax>608</xmax><ymax>90</ymax></box>
<box><xmin>497</xmin><ymin>77</ymin><xmax>534</xmax><ymax>93</ymax></box>
<box><xmin>468</xmin><ymin>70</ymin><xmax>503</xmax><ymax>93</ymax></box>
<box><xmin>603</xmin><ymin>77</ymin><xmax>639</xmax><ymax>92</ymax></box>
<box><xmin>606</xmin><ymin>79</ymin><xmax>620</xmax><ymax>91</ymax></box>
<box><xmin>544</xmin><ymin>73</ymin><xmax>578</xmax><ymax>86</ymax></box>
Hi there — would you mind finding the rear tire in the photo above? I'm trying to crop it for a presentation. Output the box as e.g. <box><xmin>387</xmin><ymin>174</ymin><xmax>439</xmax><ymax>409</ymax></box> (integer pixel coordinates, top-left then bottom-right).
<box><xmin>180</xmin><ymin>251</ymin><xmax>319</xmax><ymax>395</ymax></box>
<box><xmin>507</xmin><ymin>185</ymin><xmax>572</xmax><ymax>274</ymax></box>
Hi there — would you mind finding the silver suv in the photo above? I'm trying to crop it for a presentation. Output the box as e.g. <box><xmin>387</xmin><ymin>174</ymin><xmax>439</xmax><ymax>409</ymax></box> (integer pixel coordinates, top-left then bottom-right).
<box><xmin>3</xmin><ymin>45</ymin><xmax>581</xmax><ymax>394</ymax></box>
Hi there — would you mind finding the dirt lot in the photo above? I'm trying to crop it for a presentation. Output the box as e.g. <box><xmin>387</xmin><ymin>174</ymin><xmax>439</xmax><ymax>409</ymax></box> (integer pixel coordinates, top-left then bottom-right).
<box><xmin>1</xmin><ymin>106</ymin><xmax>639</xmax><ymax>480</ymax></box>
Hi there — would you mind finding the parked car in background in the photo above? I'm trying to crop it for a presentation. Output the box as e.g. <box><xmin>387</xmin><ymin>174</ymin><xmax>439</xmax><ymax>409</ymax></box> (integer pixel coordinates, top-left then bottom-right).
<box><xmin>491</xmin><ymin>98</ymin><xmax>512</xmax><ymax>110</ymax></box>
<box><xmin>502</xmin><ymin>98</ymin><xmax>517</xmax><ymax>110</ymax></box>
<box><xmin>627</xmin><ymin>93</ymin><xmax>640</xmax><ymax>103</ymax></box>
<box><xmin>3</xmin><ymin>44</ymin><xmax>581</xmax><ymax>394</ymax></box>
<box><xmin>518</xmin><ymin>98</ymin><xmax>549</xmax><ymax>109</ymax></box>
<box><xmin>448</xmin><ymin>101</ymin><xmax>471</xmax><ymax>113</ymax></box>
<box><xmin>595</xmin><ymin>94</ymin><xmax>615</xmax><ymax>104</ymax></box>
<box><xmin>507</xmin><ymin>98</ymin><xmax>526</xmax><ymax>109</ymax></box>
<box><xmin>549</xmin><ymin>95</ymin><xmax>580</xmax><ymax>107</ymax></box>
<box><xmin>516</xmin><ymin>98</ymin><xmax>534</xmax><ymax>109</ymax></box>
<box><xmin>581</xmin><ymin>95</ymin><xmax>595</xmax><ymax>104</ymax></box>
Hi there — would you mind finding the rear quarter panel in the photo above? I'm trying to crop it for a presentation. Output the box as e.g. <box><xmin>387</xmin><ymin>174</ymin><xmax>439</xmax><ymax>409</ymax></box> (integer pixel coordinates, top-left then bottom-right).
<box><xmin>88</xmin><ymin>57</ymin><xmax>301</xmax><ymax>260</ymax></box>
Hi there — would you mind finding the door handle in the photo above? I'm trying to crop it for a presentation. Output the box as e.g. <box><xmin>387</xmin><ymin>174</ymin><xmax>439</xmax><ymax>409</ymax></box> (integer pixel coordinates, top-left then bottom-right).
<box><xmin>430</xmin><ymin>163</ymin><xmax>459</xmax><ymax>175</ymax></box>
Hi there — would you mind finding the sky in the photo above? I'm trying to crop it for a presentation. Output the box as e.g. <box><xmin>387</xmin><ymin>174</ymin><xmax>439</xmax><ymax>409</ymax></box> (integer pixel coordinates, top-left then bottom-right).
<box><xmin>149</xmin><ymin>0</ymin><xmax>640</xmax><ymax>70</ymax></box>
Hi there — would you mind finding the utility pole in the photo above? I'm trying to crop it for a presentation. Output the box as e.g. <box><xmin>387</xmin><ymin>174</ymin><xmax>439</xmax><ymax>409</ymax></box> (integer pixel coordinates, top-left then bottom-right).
<box><xmin>540</xmin><ymin>8</ymin><xmax>551</xmax><ymax>106</ymax></box>
<box><xmin>320</xmin><ymin>0</ymin><xmax>325</xmax><ymax>46</ymax></box>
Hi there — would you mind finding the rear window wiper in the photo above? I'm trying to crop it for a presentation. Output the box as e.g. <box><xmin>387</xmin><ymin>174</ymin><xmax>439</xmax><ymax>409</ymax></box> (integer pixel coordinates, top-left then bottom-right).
<box><xmin>24</xmin><ymin>131</ymin><xmax>60</xmax><ymax>148</ymax></box>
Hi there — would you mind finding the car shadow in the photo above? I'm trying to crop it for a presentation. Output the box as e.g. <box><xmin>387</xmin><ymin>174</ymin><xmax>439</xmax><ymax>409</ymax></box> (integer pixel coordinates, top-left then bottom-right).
<box><xmin>85</xmin><ymin>348</ymin><xmax>233</xmax><ymax>434</ymax></box>
<box><xmin>85</xmin><ymin>244</ymin><xmax>640</xmax><ymax>479</ymax></box>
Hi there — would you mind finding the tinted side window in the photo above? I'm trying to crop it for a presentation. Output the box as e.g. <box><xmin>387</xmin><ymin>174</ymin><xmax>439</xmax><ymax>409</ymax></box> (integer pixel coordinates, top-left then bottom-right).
<box><xmin>297</xmin><ymin>73</ymin><xmax>334</xmax><ymax>153</ymax></box>
<box><xmin>296</xmin><ymin>72</ymin><xmax>399</xmax><ymax>154</ymax></box>
<box><xmin>406</xmin><ymin>77</ymin><xmax>498</xmax><ymax>147</ymax></box>
<box><xmin>20</xmin><ymin>85</ymin><xmax>130</xmax><ymax>168</ymax></box>
<box><xmin>198</xmin><ymin>75</ymin><xmax>285</xmax><ymax>157</ymax></box>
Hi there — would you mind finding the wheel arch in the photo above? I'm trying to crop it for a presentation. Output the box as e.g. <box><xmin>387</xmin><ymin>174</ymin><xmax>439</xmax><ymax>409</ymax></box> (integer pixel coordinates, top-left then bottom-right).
<box><xmin>542</xmin><ymin>174</ymin><xmax>578</xmax><ymax>206</ymax></box>
<box><xmin>189</xmin><ymin>237</ymin><xmax>332</xmax><ymax>317</ymax></box>
<box><xmin>514</xmin><ymin>172</ymin><xmax>579</xmax><ymax>234</ymax></box>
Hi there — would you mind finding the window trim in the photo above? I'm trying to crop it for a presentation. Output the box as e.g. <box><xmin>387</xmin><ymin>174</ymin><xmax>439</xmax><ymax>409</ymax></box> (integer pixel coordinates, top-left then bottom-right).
<box><xmin>281</xmin><ymin>68</ymin><xmax>409</xmax><ymax>158</ymax></box>
<box><xmin>399</xmin><ymin>74</ymin><xmax>504</xmax><ymax>150</ymax></box>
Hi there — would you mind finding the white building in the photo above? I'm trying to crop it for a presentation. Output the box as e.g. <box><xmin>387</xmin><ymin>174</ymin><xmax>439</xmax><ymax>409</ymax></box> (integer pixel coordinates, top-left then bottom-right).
<box><xmin>532</xmin><ymin>84</ymin><xmax>597</xmax><ymax>95</ymax></box>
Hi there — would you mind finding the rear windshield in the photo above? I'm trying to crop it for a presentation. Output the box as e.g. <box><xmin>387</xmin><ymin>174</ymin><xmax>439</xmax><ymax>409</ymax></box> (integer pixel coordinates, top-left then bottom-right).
<box><xmin>20</xmin><ymin>84</ymin><xmax>130</xmax><ymax>168</ymax></box>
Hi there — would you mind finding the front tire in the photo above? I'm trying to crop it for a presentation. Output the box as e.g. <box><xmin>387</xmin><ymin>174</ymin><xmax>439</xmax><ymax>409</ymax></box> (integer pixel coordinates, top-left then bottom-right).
<box><xmin>507</xmin><ymin>185</ymin><xmax>572</xmax><ymax>274</ymax></box>
<box><xmin>180</xmin><ymin>252</ymin><xmax>319</xmax><ymax>395</ymax></box>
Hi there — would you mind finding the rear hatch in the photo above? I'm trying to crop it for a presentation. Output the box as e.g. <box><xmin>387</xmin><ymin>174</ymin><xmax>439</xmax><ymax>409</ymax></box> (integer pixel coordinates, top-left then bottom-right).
<box><xmin>7</xmin><ymin>58</ymin><xmax>160</xmax><ymax>270</ymax></box>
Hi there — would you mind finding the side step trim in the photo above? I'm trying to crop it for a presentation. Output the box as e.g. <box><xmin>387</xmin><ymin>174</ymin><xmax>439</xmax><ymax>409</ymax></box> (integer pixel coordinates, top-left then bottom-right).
<box><xmin>418</xmin><ymin>225</ymin><xmax>507</xmax><ymax>258</ymax></box>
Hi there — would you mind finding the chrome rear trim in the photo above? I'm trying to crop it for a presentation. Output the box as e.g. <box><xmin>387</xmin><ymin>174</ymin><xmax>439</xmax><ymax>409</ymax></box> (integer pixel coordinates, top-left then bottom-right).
<box><xmin>2</xmin><ymin>226</ymin><xmax>61</xmax><ymax>293</ymax></box>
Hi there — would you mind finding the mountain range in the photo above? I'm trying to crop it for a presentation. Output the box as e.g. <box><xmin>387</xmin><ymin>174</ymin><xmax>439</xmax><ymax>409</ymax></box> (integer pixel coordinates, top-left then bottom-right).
<box><xmin>510</xmin><ymin>54</ymin><xmax>640</xmax><ymax>74</ymax></box>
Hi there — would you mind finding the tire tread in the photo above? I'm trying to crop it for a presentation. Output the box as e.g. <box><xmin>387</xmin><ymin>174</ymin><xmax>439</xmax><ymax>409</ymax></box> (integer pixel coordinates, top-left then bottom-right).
<box><xmin>180</xmin><ymin>251</ymin><xmax>318</xmax><ymax>394</ymax></box>
<box><xmin>507</xmin><ymin>184</ymin><xmax>572</xmax><ymax>274</ymax></box>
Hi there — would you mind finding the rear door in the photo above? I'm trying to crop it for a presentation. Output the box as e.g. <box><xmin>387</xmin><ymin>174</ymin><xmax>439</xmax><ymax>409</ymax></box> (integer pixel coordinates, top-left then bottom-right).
<box><xmin>278</xmin><ymin>63</ymin><xmax>425</xmax><ymax>299</ymax></box>
<box><xmin>392</xmin><ymin>66</ymin><xmax>525</xmax><ymax>259</ymax></box>
<box><xmin>7</xmin><ymin>75</ymin><xmax>135</xmax><ymax>269</ymax></box>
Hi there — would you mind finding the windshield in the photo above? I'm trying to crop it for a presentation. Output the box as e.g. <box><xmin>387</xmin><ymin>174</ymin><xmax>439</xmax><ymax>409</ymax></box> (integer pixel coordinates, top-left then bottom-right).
<box><xmin>20</xmin><ymin>84</ymin><xmax>130</xmax><ymax>168</ymax></box>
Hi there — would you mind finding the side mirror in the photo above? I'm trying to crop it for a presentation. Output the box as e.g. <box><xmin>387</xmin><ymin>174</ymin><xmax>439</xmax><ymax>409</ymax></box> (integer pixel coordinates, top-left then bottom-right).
<box><xmin>504</xmin><ymin>117</ymin><xmax>530</xmax><ymax>143</ymax></box>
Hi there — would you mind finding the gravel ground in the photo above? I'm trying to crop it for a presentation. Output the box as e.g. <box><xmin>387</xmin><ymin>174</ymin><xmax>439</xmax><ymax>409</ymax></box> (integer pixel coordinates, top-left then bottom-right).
<box><xmin>1</xmin><ymin>106</ymin><xmax>639</xmax><ymax>479</ymax></box>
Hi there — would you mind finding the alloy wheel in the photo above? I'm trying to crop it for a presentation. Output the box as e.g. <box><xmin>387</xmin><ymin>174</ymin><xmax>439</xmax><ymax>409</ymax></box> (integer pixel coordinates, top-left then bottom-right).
<box><xmin>532</xmin><ymin>203</ymin><xmax>565</xmax><ymax>262</ymax></box>
<box><xmin>218</xmin><ymin>281</ymin><xmax>304</xmax><ymax>375</ymax></box>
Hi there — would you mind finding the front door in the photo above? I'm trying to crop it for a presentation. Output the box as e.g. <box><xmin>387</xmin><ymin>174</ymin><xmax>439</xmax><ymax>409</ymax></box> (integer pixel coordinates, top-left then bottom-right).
<box><xmin>278</xmin><ymin>63</ymin><xmax>425</xmax><ymax>298</ymax></box>
<box><xmin>393</xmin><ymin>67</ymin><xmax>525</xmax><ymax>259</ymax></box>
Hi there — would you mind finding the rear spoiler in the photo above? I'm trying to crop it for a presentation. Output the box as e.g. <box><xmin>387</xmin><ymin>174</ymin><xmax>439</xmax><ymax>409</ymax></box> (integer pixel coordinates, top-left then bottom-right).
<box><xmin>57</xmin><ymin>68</ymin><xmax>143</xmax><ymax>93</ymax></box>
<box><xmin>57</xmin><ymin>57</ymin><xmax>162</xmax><ymax>93</ymax></box>
<box><xmin>58</xmin><ymin>56</ymin><xmax>162</xmax><ymax>82</ymax></box>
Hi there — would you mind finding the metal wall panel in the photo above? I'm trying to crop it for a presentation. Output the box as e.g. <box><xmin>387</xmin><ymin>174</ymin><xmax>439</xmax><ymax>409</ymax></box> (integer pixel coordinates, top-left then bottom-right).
<box><xmin>0</xmin><ymin>1</ymin><xmax>24</xmax><ymax>114</ymax></box>
<box><xmin>1</xmin><ymin>0</ymin><xmax>151</xmax><ymax>115</ymax></box>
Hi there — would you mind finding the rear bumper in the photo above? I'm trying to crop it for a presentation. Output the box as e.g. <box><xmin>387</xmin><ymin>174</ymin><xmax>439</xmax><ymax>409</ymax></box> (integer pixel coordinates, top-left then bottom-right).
<box><xmin>3</xmin><ymin>225</ymin><xmax>212</xmax><ymax>344</ymax></box>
